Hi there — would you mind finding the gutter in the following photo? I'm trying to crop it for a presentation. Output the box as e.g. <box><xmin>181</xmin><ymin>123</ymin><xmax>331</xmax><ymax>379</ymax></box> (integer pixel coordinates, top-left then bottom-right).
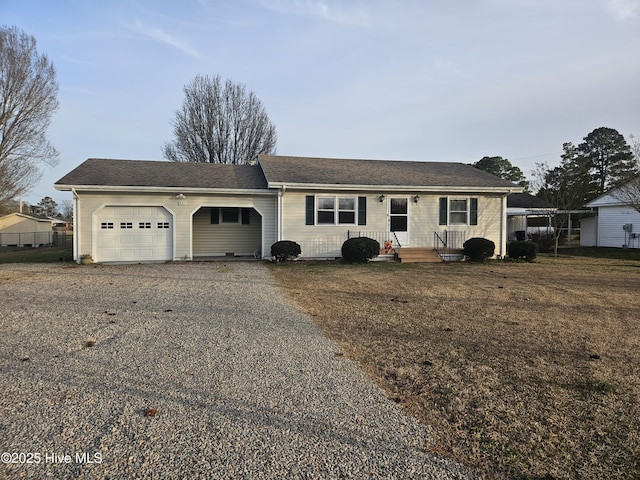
<box><xmin>265</xmin><ymin>182</ymin><xmax>521</xmax><ymax>194</ymax></box>
<box><xmin>55</xmin><ymin>185</ymin><xmax>276</xmax><ymax>195</ymax></box>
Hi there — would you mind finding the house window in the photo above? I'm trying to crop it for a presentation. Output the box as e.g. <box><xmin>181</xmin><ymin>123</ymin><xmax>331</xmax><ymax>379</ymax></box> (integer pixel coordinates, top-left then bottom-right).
<box><xmin>210</xmin><ymin>207</ymin><xmax>250</xmax><ymax>225</ymax></box>
<box><xmin>221</xmin><ymin>208</ymin><xmax>239</xmax><ymax>223</ymax></box>
<box><xmin>338</xmin><ymin>197</ymin><xmax>356</xmax><ymax>224</ymax></box>
<box><xmin>439</xmin><ymin>197</ymin><xmax>478</xmax><ymax>226</ymax></box>
<box><xmin>315</xmin><ymin>196</ymin><xmax>357</xmax><ymax>225</ymax></box>
<box><xmin>317</xmin><ymin>197</ymin><xmax>335</xmax><ymax>224</ymax></box>
<box><xmin>120</xmin><ymin>222</ymin><xmax>133</xmax><ymax>229</ymax></box>
<box><xmin>449</xmin><ymin>199</ymin><xmax>468</xmax><ymax>225</ymax></box>
<box><xmin>139</xmin><ymin>222</ymin><xmax>151</xmax><ymax>229</ymax></box>
<box><xmin>101</xmin><ymin>222</ymin><xmax>114</xmax><ymax>229</ymax></box>
<box><xmin>306</xmin><ymin>196</ymin><xmax>366</xmax><ymax>226</ymax></box>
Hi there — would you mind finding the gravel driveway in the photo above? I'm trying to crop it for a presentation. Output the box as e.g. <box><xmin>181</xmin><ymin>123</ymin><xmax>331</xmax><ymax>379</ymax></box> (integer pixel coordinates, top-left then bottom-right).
<box><xmin>0</xmin><ymin>262</ymin><xmax>471</xmax><ymax>479</ymax></box>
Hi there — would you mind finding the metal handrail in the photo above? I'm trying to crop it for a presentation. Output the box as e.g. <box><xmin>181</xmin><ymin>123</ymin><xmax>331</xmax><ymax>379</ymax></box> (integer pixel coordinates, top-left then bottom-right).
<box><xmin>434</xmin><ymin>230</ymin><xmax>447</xmax><ymax>258</ymax></box>
<box><xmin>392</xmin><ymin>231</ymin><xmax>401</xmax><ymax>248</ymax></box>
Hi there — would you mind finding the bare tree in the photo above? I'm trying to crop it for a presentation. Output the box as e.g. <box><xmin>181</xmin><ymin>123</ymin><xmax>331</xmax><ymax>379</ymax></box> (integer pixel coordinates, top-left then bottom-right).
<box><xmin>163</xmin><ymin>74</ymin><xmax>277</xmax><ymax>164</ymax></box>
<box><xmin>0</xmin><ymin>26</ymin><xmax>59</xmax><ymax>206</ymax></box>
<box><xmin>531</xmin><ymin>156</ymin><xmax>578</xmax><ymax>257</ymax></box>
<box><xmin>59</xmin><ymin>199</ymin><xmax>73</xmax><ymax>219</ymax></box>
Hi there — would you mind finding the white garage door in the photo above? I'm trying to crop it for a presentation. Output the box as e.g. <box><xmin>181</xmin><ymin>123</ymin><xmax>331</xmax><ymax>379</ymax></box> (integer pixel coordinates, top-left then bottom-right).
<box><xmin>97</xmin><ymin>206</ymin><xmax>173</xmax><ymax>262</ymax></box>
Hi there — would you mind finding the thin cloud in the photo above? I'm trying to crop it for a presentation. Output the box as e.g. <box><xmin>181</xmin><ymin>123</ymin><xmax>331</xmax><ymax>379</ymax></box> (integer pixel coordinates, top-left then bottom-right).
<box><xmin>257</xmin><ymin>0</ymin><xmax>373</xmax><ymax>26</ymax></box>
<box><xmin>124</xmin><ymin>20</ymin><xmax>203</xmax><ymax>58</ymax></box>
<box><xmin>604</xmin><ymin>0</ymin><xmax>640</xmax><ymax>19</ymax></box>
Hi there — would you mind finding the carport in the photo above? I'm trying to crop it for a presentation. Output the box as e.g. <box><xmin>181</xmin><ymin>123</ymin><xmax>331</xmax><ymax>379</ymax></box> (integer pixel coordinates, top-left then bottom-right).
<box><xmin>192</xmin><ymin>206</ymin><xmax>262</xmax><ymax>258</ymax></box>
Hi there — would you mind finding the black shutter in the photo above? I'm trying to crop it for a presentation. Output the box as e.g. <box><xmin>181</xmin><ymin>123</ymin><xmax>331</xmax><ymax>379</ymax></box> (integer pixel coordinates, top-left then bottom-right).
<box><xmin>439</xmin><ymin>198</ymin><xmax>448</xmax><ymax>225</ymax></box>
<box><xmin>470</xmin><ymin>198</ymin><xmax>478</xmax><ymax>225</ymax></box>
<box><xmin>241</xmin><ymin>208</ymin><xmax>251</xmax><ymax>224</ymax></box>
<box><xmin>211</xmin><ymin>207</ymin><xmax>219</xmax><ymax>224</ymax></box>
<box><xmin>357</xmin><ymin>196</ymin><xmax>367</xmax><ymax>225</ymax></box>
<box><xmin>305</xmin><ymin>196</ymin><xmax>314</xmax><ymax>225</ymax></box>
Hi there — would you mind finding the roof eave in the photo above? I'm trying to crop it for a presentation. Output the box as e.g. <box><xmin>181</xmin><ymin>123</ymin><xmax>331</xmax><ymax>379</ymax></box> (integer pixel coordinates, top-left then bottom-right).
<box><xmin>54</xmin><ymin>184</ymin><xmax>275</xmax><ymax>195</ymax></box>
<box><xmin>266</xmin><ymin>181</ymin><xmax>521</xmax><ymax>194</ymax></box>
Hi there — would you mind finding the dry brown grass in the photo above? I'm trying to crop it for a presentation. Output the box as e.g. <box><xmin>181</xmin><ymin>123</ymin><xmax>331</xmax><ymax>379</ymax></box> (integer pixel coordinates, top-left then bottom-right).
<box><xmin>269</xmin><ymin>255</ymin><xmax>640</xmax><ymax>479</ymax></box>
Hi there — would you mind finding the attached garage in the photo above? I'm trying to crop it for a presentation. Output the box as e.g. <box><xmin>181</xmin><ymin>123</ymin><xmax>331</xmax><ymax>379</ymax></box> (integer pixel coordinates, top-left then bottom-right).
<box><xmin>95</xmin><ymin>206</ymin><xmax>173</xmax><ymax>262</ymax></box>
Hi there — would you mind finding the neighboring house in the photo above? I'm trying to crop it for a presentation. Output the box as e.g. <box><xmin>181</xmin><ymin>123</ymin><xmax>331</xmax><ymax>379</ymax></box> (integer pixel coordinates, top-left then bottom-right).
<box><xmin>49</xmin><ymin>216</ymin><xmax>72</xmax><ymax>231</ymax></box>
<box><xmin>54</xmin><ymin>155</ymin><xmax>522</xmax><ymax>263</ymax></box>
<box><xmin>0</xmin><ymin>213</ymin><xmax>55</xmax><ymax>247</ymax></box>
<box><xmin>506</xmin><ymin>193</ymin><xmax>555</xmax><ymax>241</ymax></box>
<box><xmin>581</xmin><ymin>185</ymin><xmax>640</xmax><ymax>249</ymax></box>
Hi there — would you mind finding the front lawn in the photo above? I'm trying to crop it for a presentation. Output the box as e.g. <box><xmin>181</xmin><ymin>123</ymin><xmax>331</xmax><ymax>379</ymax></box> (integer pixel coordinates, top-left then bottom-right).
<box><xmin>0</xmin><ymin>244</ymin><xmax>73</xmax><ymax>263</ymax></box>
<box><xmin>270</xmin><ymin>254</ymin><xmax>640</xmax><ymax>479</ymax></box>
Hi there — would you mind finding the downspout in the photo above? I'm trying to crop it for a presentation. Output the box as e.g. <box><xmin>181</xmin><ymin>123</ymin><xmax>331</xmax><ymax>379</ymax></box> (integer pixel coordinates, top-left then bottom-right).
<box><xmin>500</xmin><ymin>192</ymin><xmax>509</xmax><ymax>258</ymax></box>
<box><xmin>72</xmin><ymin>188</ymin><xmax>80</xmax><ymax>263</ymax></box>
<box><xmin>277</xmin><ymin>186</ymin><xmax>285</xmax><ymax>241</ymax></box>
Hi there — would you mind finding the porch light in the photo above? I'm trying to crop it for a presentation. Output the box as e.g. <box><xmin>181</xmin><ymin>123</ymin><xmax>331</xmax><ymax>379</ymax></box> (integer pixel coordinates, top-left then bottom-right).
<box><xmin>377</xmin><ymin>194</ymin><xmax>385</xmax><ymax>203</ymax></box>
<box><xmin>413</xmin><ymin>195</ymin><xmax>420</xmax><ymax>203</ymax></box>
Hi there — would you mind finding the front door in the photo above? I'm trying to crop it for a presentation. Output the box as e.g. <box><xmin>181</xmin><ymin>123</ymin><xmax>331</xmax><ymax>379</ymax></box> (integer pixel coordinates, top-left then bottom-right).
<box><xmin>389</xmin><ymin>197</ymin><xmax>409</xmax><ymax>247</ymax></box>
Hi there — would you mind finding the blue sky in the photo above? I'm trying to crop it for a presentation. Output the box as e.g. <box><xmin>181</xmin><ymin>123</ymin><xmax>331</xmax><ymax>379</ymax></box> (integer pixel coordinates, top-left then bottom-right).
<box><xmin>3</xmin><ymin>0</ymin><xmax>640</xmax><ymax>206</ymax></box>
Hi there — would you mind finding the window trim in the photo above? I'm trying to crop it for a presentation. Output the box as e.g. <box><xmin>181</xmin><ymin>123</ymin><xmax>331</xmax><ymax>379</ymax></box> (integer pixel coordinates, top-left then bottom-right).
<box><xmin>314</xmin><ymin>195</ymin><xmax>358</xmax><ymax>226</ymax></box>
<box><xmin>449</xmin><ymin>198</ymin><xmax>469</xmax><ymax>225</ymax></box>
<box><xmin>440</xmin><ymin>197</ymin><xmax>478</xmax><ymax>226</ymax></box>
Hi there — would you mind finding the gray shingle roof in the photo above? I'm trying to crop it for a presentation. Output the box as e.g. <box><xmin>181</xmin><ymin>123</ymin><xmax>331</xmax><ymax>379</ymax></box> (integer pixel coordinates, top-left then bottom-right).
<box><xmin>55</xmin><ymin>156</ymin><xmax>522</xmax><ymax>192</ymax></box>
<box><xmin>55</xmin><ymin>158</ymin><xmax>268</xmax><ymax>190</ymax></box>
<box><xmin>258</xmin><ymin>155</ymin><xmax>519</xmax><ymax>189</ymax></box>
<box><xmin>507</xmin><ymin>193</ymin><xmax>552</xmax><ymax>209</ymax></box>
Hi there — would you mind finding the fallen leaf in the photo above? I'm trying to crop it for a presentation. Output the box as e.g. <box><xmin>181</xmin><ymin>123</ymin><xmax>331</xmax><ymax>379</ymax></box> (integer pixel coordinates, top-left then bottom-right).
<box><xmin>144</xmin><ymin>408</ymin><xmax>157</xmax><ymax>417</ymax></box>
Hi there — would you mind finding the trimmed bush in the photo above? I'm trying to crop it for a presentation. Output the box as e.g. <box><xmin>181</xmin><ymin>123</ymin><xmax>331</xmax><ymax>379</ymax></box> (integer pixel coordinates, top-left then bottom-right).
<box><xmin>463</xmin><ymin>237</ymin><xmax>495</xmax><ymax>262</ymax></box>
<box><xmin>341</xmin><ymin>237</ymin><xmax>380</xmax><ymax>263</ymax></box>
<box><xmin>508</xmin><ymin>240</ymin><xmax>539</xmax><ymax>262</ymax></box>
<box><xmin>270</xmin><ymin>240</ymin><xmax>301</xmax><ymax>262</ymax></box>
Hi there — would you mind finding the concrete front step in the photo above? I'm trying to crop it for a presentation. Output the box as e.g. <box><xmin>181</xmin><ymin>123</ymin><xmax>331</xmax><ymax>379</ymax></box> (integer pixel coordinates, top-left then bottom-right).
<box><xmin>395</xmin><ymin>247</ymin><xmax>443</xmax><ymax>263</ymax></box>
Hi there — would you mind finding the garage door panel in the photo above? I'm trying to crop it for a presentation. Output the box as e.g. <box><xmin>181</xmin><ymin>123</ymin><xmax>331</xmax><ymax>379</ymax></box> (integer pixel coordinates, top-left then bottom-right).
<box><xmin>137</xmin><ymin>235</ymin><xmax>154</xmax><ymax>245</ymax></box>
<box><xmin>97</xmin><ymin>206</ymin><xmax>172</xmax><ymax>262</ymax></box>
<box><xmin>118</xmin><ymin>236</ymin><xmax>135</xmax><ymax>246</ymax></box>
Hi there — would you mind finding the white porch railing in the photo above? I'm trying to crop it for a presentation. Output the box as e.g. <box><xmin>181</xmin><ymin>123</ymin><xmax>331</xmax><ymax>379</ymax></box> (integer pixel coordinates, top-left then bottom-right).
<box><xmin>434</xmin><ymin>230</ymin><xmax>466</xmax><ymax>259</ymax></box>
<box><xmin>298</xmin><ymin>230</ymin><xmax>467</xmax><ymax>259</ymax></box>
<box><xmin>298</xmin><ymin>235</ymin><xmax>345</xmax><ymax>258</ymax></box>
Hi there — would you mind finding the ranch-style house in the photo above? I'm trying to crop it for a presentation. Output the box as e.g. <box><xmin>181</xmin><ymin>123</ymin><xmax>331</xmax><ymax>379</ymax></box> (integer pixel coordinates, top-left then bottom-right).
<box><xmin>54</xmin><ymin>155</ymin><xmax>523</xmax><ymax>263</ymax></box>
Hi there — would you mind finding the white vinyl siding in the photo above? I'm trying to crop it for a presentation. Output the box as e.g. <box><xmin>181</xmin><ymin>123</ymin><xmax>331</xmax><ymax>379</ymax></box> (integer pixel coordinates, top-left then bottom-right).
<box><xmin>595</xmin><ymin>206</ymin><xmax>640</xmax><ymax>248</ymax></box>
<box><xmin>282</xmin><ymin>191</ymin><xmax>506</xmax><ymax>258</ymax></box>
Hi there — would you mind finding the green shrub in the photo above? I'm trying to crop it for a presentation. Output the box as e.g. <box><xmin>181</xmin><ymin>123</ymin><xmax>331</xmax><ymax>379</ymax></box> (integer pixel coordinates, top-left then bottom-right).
<box><xmin>529</xmin><ymin>232</ymin><xmax>555</xmax><ymax>253</ymax></box>
<box><xmin>508</xmin><ymin>240</ymin><xmax>539</xmax><ymax>262</ymax></box>
<box><xmin>463</xmin><ymin>237</ymin><xmax>495</xmax><ymax>262</ymax></box>
<box><xmin>270</xmin><ymin>240</ymin><xmax>301</xmax><ymax>262</ymax></box>
<box><xmin>341</xmin><ymin>237</ymin><xmax>380</xmax><ymax>263</ymax></box>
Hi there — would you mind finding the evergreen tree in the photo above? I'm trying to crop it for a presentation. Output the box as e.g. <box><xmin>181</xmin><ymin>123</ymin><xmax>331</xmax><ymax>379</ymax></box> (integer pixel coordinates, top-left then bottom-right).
<box><xmin>577</xmin><ymin>127</ymin><xmax>636</xmax><ymax>195</ymax></box>
<box><xmin>472</xmin><ymin>156</ymin><xmax>529</xmax><ymax>190</ymax></box>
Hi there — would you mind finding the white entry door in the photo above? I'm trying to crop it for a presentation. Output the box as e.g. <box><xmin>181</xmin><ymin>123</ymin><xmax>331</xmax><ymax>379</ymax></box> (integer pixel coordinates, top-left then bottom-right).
<box><xmin>389</xmin><ymin>197</ymin><xmax>409</xmax><ymax>247</ymax></box>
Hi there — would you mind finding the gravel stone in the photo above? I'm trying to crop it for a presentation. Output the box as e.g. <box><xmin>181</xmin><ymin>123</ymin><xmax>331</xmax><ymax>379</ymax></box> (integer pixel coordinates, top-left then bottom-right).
<box><xmin>0</xmin><ymin>262</ymin><xmax>472</xmax><ymax>479</ymax></box>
